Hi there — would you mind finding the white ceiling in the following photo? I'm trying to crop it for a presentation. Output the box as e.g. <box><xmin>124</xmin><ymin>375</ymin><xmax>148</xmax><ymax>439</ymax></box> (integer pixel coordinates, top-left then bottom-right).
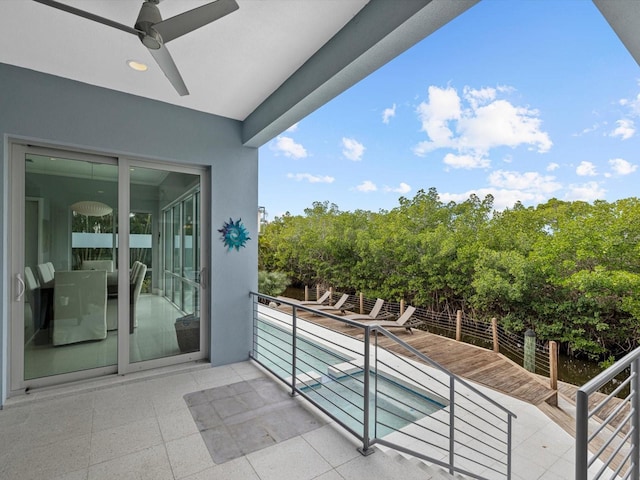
<box><xmin>0</xmin><ymin>0</ymin><xmax>368</xmax><ymax>121</ymax></box>
<box><xmin>8</xmin><ymin>1</ymin><xmax>638</xmax><ymax>149</ymax></box>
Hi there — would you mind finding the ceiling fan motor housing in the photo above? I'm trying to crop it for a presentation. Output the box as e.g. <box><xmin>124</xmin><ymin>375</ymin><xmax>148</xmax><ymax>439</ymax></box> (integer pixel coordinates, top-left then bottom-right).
<box><xmin>135</xmin><ymin>1</ymin><xmax>163</xmax><ymax>49</ymax></box>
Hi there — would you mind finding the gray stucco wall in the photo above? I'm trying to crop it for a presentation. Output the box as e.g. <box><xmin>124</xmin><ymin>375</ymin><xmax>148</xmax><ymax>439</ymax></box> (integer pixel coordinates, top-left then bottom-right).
<box><xmin>0</xmin><ymin>63</ymin><xmax>258</xmax><ymax>406</ymax></box>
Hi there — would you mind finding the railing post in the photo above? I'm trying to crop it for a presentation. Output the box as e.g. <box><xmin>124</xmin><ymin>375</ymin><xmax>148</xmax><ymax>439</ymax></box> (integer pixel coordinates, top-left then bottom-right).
<box><xmin>491</xmin><ymin>317</ymin><xmax>499</xmax><ymax>353</ymax></box>
<box><xmin>400</xmin><ymin>299</ymin><xmax>405</xmax><ymax>315</ymax></box>
<box><xmin>549</xmin><ymin>341</ymin><xmax>558</xmax><ymax>390</ymax></box>
<box><xmin>576</xmin><ymin>389</ymin><xmax>589</xmax><ymax>480</ymax></box>
<box><xmin>524</xmin><ymin>329</ymin><xmax>536</xmax><ymax>373</ymax></box>
<box><xmin>449</xmin><ymin>376</ymin><xmax>455</xmax><ymax>475</ymax></box>
<box><xmin>360</xmin><ymin>292</ymin><xmax>364</xmax><ymax>314</ymax></box>
<box><xmin>316</xmin><ymin>284</ymin><xmax>320</xmax><ymax>300</ymax></box>
<box><xmin>305</xmin><ymin>285</ymin><xmax>309</xmax><ymax>301</ymax></box>
<box><xmin>632</xmin><ymin>358</ymin><xmax>640</xmax><ymax>480</ymax></box>
<box><xmin>329</xmin><ymin>286</ymin><xmax>334</xmax><ymax>302</ymax></box>
<box><xmin>507</xmin><ymin>414</ymin><xmax>513</xmax><ymax>479</ymax></box>
<box><xmin>359</xmin><ymin>325</ymin><xmax>374</xmax><ymax>456</ymax></box>
<box><xmin>456</xmin><ymin>310</ymin><xmax>462</xmax><ymax>342</ymax></box>
<box><xmin>290</xmin><ymin>306</ymin><xmax>297</xmax><ymax>397</ymax></box>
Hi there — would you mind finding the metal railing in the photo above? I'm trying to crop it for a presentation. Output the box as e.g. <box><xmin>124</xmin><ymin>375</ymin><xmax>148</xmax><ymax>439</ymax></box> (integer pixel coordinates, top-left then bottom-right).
<box><xmin>300</xmin><ymin>288</ymin><xmax>551</xmax><ymax>376</ymax></box>
<box><xmin>576</xmin><ymin>347</ymin><xmax>640</xmax><ymax>480</ymax></box>
<box><xmin>251</xmin><ymin>292</ymin><xmax>516</xmax><ymax>479</ymax></box>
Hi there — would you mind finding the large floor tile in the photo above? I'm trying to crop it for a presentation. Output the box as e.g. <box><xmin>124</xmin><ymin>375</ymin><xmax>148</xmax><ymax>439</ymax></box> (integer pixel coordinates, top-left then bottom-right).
<box><xmin>88</xmin><ymin>444</ymin><xmax>173</xmax><ymax>480</ymax></box>
<box><xmin>157</xmin><ymin>408</ymin><xmax>199</xmax><ymax>442</ymax></box>
<box><xmin>165</xmin><ymin>432</ymin><xmax>215</xmax><ymax>479</ymax></box>
<box><xmin>247</xmin><ymin>436</ymin><xmax>333</xmax><ymax>480</ymax></box>
<box><xmin>302</xmin><ymin>424</ymin><xmax>361</xmax><ymax>468</ymax></box>
<box><xmin>0</xmin><ymin>433</ymin><xmax>91</xmax><ymax>480</ymax></box>
<box><xmin>89</xmin><ymin>417</ymin><xmax>162</xmax><ymax>465</ymax></box>
<box><xmin>182</xmin><ymin>457</ymin><xmax>260</xmax><ymax>480</ymax></box>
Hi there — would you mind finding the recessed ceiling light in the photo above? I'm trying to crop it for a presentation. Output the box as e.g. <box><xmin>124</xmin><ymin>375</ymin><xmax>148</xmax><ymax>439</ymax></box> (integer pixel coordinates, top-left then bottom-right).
<box><xmin>127</xmin><ymin>60</ymin><xmax>148</xmax><ymax>72</ymax></box>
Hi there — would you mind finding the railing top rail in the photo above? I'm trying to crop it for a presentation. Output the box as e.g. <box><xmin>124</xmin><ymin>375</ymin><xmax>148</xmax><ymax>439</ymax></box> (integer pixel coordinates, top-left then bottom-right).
<box><xmin>371</xmin><ymin>325</ymin><xmax>517</xmax><ymax>420</ymax></box>
<box><xmin>253</xmin><ymin>291</ymin><xmax>516</xmax><ymax>420</ymax></box>
<box><xmin>578</xmin><ymin>345</ymin><xmax>640</xmax><ymax>396</ymax></box>
<box><xmin>255</xmin><ymin>292</ymin><xmax>374</xmax><ymax>328</ymax></box>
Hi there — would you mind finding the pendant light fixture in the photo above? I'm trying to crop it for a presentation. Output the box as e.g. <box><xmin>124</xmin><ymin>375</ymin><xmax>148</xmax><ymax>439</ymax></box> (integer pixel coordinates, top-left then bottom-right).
<box><xmin>71</xmin><ymin>162</ymin><xmax>112</xmax><ymax>217</ymax></box>
<box><xmin>71</xmin><ymin>200</ymin><xmax>112</xmax><ymax>217</ymax></box>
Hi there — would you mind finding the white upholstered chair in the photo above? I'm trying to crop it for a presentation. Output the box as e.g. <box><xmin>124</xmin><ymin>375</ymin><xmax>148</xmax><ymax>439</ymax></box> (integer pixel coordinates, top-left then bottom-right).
<box><xmin>80</xmin><ymin>260</ymin><xmax>114</xmax><ymax>272</ymax></box>
<box><xmin>105</xmin><ymin>262</ymin><xmax>147</xmax><ymax>331</ymax></box>
<box><xmin>36</xmin><ymin>262</ymin><xmax>55</xmax><ymax>284</ymax></box>
<box><xmin>132</xmin><ymin>263</ymin><xmax>147</xmax><ymax>328</ymax></box>
<box><xmin>52</xmin><ymin>270</ymin><xmax>107</xmax><ymax>345</ymax></box>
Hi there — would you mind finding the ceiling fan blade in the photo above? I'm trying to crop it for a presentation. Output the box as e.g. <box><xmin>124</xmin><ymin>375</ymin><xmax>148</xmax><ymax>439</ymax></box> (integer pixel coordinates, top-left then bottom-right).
<box><xmin>148</xmin><ymin>45</ymin><xmax>189</xmax><ymax>96</ymax></box>
<box><xmin>32</xmin><ymin>0</ymin><xmax>141</xmax><ymax>36</ymax></box>
<box><xmin>153</xmin><ymin>0</ymin><xmax>239</xmax><ymax>44</ymax></box>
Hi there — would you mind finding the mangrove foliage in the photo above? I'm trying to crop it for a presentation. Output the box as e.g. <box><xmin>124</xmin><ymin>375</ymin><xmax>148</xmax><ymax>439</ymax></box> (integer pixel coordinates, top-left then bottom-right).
<box><xmin>258</xmin><ymin>188</ymin><xmax>640</xmax><ymax>360</ymax></box>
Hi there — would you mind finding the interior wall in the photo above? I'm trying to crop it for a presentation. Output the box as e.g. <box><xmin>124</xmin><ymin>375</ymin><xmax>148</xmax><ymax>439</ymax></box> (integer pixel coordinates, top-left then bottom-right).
<box><xmin>0</xmin><ymin>63</ymin><xmax>259</xmax><ymax>406</ymax></box>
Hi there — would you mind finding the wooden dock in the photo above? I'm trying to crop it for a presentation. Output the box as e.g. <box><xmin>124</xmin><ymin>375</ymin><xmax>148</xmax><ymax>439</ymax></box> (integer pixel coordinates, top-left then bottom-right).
<box><xmin>299</xmin><ymin>311</ymin><xmax>558</xmax><ymax>406</ymax></box>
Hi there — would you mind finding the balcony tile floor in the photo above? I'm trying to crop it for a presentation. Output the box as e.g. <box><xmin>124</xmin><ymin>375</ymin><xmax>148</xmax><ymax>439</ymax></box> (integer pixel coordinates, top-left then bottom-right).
<box><xmin>0</xmin><ymin>360</ymin><xmax>589</xmax><ymax>480</ymax></box>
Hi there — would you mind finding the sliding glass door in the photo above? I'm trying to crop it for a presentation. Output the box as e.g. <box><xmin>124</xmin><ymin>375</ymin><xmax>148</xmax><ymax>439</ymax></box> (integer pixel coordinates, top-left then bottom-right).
<box><xmin>12</xmin><ymin>146</ymin><xmax>119</xmax><ymax>383</ymax></box>
<box><xmin>10</xmin><ymin>144</ymin><xmax>209</xmax><ymax>393</ymax></box>
<box><xmin>129</xmin><ymin>165</ymin><xmax>206</xmax><ymax>363</ymax></box>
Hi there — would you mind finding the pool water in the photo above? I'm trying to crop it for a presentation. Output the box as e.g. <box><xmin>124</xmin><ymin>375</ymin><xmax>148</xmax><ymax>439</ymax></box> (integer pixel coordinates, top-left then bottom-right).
<box><xmin>302</xmin><ymin>372</ymin><xmax>445</xmax><ymax>437</ymax></box>
<box><xmin>253</xmin><ymin>320</ymin><xmax>349</xmax><ymax>379</ymax></box>
<box><xmin>254</xmin><ymin>318</ymin><xmax>445</xmax><ymax>438</ymax></box>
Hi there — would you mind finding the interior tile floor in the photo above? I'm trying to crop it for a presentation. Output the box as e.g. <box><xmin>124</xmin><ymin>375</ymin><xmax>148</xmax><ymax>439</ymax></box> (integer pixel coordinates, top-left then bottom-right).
<box><xmin>24</xmin><ymin>294</ymin><xmax>186</xmax><ymax>379</ymax></box>
<box><xmin>0</xmin><ymin>360</ymin><xmax>590</xmax><ymax>480</ymax></box>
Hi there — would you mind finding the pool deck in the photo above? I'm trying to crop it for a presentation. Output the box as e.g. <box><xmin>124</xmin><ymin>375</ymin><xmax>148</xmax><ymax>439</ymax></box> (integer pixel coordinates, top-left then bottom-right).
<box><xmin>300</xmin><ymin>311</ymin><xmax>558</xmax><ymax>407</ymax></box>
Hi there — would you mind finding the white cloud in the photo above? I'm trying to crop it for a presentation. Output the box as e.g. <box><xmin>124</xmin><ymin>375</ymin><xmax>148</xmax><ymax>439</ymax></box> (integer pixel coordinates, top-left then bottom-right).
<box><xmin>546</xmin><ymin>162</ymin><xmax>560</xmax><ymax>172</ymax></box>
<box><xmin>286</xmin><ymin>123</ymin><xmax>299</xmax><ymax>133</ymax></box>
<box><xmin>443</xmin><ymin>153</ymin><xmax>490</xmax><ymax>169</ymax></box>
<box><xmin>488</xmin><ymin>170</ymin><xmax>562</xmax><ymax>194</ymax></box>
<box><xmin>342</xmin><ymin>137</ymin><xmax>365</xmax><ymax>161</ymax></box>
<box><xmin>383</xmin><ymin>182</ymin><xmax>411</xmax><ymax>194</ymax></box>
<box><xmin>382</xmin><ymin>104</ymin><xmax>396</xmax><ymax>124</ymax></box>
<box><xmin>459</xmin><ymin>100</ymin><xmax>552</xmax><ymax>153</ymax></box>
<box><xmin>272</xmin><ymin>136</ymin><xmax>307</xmax><ymax>159</ymax></box>
<box><xmin>573</xmin><ymin>123</ymin><xmax>601</xmax><ymax>137</ymax></box>
<box><xmin>576</xmin><ymin>161</ymin><xmax>597</xmax><ymax>177</ymax></box>
<box><xmin>619</xmin><ymin>93</ymin><xmax>640</xmax><ymax>116</ymax></box>
<box><xmin>286</xmin><ymin>173</ymin><xmax>334</xmax><ymax>184</ymax></box>
<box><xmin>564</xmin><ymin>182</ymin><xmax>606</xmax><ymax>202</ymax></box>
<box><xmin>608</xmin><ymin>158</ymin><xmax>638</xmax><ymax>176</ymax></box>
<box><xmin>413</xmin><ymin>85</ymin><xmax>552</xmax><ymax>160</ymax></box>
<box><xmin>439</xmin><ymin>188</ymin><xmax>546</xmax><ymax>211</ymax></box>
<box><xmin>463</xmin><ymin>86</ymin><xmax>497</xmax><ymax>109</ymax></box>
<box><xmin>414</xmin><ymin>86</ymin><xmax>461</xmax><ymax>153</ymax></box>
<box><xmin>610</xmin><ymin>119</ymin><xmax>635</xmax><ymax>140</ymax></box>
<box><xmin>355</xmin><ymin>180</ymin><xmax>377</xmax><ymax>192</ymax></box>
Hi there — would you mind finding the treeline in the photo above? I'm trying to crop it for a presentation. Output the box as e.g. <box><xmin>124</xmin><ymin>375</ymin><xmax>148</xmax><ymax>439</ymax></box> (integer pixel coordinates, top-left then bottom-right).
<box><xmin>259</xmin><ymin>188</ymin><xmax>640</xmax><ymax>360</ymax></box>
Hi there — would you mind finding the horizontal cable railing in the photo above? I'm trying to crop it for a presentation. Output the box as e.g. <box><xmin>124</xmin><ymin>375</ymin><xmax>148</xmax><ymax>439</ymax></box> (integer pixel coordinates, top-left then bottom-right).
<box><xmin>251</xmin><ymin>292</ymin><xmax>516</xmax><ymax>479</ymax></box>
<box><xmin>576</xmin><ymin>347</ymin><xmax>640</xmax><ymax>480</ymax></box>
<box><xmin>296</xmin><ymin>288</ymin><xmax>552</xmax><ymax>378</ymax></box>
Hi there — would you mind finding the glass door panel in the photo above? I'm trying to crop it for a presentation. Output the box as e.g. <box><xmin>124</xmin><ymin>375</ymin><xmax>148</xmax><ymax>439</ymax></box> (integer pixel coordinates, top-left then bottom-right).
<box><xmin>130</xmin><ymin>166</ymin><xmax>202</xmax><ymax>362</ymax></box>
<box><xmin>23</xmin><ymin>154</ymin><xmax>118</xmax><ymax>379</ymax></box>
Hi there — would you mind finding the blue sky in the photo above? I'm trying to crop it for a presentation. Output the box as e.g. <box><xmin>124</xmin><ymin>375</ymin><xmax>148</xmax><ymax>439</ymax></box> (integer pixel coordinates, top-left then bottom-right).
<box><xmin>258</xmin><ymin>1</ymin><xmax>640</xmax><ymax>219</ymax></box>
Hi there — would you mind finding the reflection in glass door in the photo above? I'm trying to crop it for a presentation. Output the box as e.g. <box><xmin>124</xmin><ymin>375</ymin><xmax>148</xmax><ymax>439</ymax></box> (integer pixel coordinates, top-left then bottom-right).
<box><xmin>21</xmin><ymin>152</ymin><xmax>118</xmax><ymax>380</ymax></box>
<box><xmin>130</xmin><ymin>166</ymin><xmax>204</xmax><ymax>362</ymax></box>
<box><xmin>12</xmin><ymin>145</ymin><xmax>208</xmax><ymax>392</ymax></box>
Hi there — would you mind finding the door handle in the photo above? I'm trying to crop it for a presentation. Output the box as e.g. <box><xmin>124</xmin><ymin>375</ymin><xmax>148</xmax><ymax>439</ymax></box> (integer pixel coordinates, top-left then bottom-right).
<box><xmin>199</xmin><ymin>267</ymin><xmax>207</xmax><ymax>289</ymax></box>
<box><xmin>16</xmin><ymin>273</ymin><xmax>25</xmax><ymax>301</ymax></box>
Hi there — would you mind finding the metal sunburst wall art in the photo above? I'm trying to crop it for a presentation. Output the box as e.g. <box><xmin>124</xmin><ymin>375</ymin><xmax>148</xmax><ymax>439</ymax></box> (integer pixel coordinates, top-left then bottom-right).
<box><xmin>218</xmin><ymin>218</ymin><xmax>251</xmax><ymax>251</ymax></box>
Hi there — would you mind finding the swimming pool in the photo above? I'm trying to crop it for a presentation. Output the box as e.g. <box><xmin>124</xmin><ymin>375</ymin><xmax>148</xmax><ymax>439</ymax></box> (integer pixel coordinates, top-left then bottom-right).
<box><xmin>253</xmin><ymin>319</ymin><xmax>350</xmax><ymax>379</ymax></box>
<box><xmin>253</xmin><ymin>318</ymin><xmax>445</xmax><ymax>438</ymax></box>
<box><xmin>302</xmin><ymin>371</ymin><xmax>445</xmax><ymax>437</ymax></box>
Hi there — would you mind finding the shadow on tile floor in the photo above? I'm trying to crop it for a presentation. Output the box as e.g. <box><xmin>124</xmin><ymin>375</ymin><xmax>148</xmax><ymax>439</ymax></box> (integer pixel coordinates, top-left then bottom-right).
<box><xmin>184</xmin><ymin>377</ymin><xmax>328</xmax><ymax>464</ymax></box>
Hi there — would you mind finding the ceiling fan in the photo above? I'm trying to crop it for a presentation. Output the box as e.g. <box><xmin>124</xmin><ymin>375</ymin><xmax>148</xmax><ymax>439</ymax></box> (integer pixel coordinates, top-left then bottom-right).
<box><xmin>32</xmin><ymin>0</ymin><xmax>239</xmax><ymax>96</ymax></box>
